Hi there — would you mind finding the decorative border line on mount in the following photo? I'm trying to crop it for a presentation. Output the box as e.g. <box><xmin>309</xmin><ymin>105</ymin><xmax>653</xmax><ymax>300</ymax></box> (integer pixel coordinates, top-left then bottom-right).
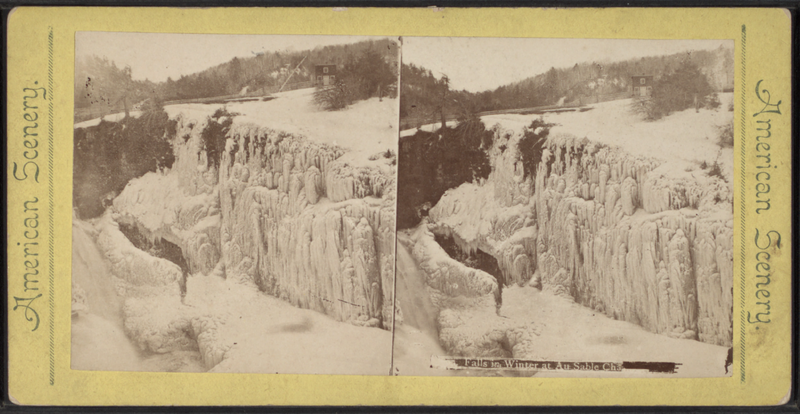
<box><xmin>738</xmin><ymin>23</ymin><xmax>747</xmax><ymax>384</ymax></box>
<box><xmin>48</xmin><ymin>25</ymin><xmax>55</xmax><ymax>386</ymax></box>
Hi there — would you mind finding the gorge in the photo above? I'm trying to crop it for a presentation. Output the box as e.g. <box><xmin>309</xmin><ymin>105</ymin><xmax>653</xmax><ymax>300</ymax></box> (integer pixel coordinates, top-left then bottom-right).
<box><xmin>71</xmin><ymin>90</ymin><xmax>398</xmax><ymax>374</ymax></box>
<box><xmin>395</xmin><ymin>96</ymin><xmax>734</xmax><ymax>376</ymax></box>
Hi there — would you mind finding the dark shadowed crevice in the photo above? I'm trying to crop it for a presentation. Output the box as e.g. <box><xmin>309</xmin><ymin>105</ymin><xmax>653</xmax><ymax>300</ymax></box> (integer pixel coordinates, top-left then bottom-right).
<box><xmin>117</xmin><ymin>221</ymin><xmax>190</xmax><ymax>295</ymax></box>
<box><xmin>433</xmin><ymin>232</ymin><xmax>505</xmax><ymax>306</ymax></box>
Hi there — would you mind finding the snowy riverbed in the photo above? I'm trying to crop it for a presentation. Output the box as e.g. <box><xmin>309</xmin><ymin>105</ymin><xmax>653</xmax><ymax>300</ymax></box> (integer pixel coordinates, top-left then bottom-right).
<box><xmin>393</xmin><ymin>238</ymin><xmax>730</xmax><ymax>378</ymax></box>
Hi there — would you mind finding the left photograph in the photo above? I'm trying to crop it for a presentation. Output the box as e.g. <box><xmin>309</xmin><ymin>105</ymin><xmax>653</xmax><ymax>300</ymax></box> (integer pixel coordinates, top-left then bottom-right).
<box><xmin>71</xmin><ymin>32</ymin><xmax>399</xmax><ymax>374</ymax></box>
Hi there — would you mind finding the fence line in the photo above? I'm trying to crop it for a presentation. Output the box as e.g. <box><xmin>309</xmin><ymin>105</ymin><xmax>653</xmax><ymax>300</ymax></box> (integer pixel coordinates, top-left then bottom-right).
<box><xmin>400</xmin><ymin>92</ymin><xmax>634</xmax><ymax>132</ymax></box>
<box><xmin>74</xmin><ymin>81</ymin><xmax>317</xmax><ymax>124</ymax></box>
<box><xmin>566</xmin><ymin>90</ymin><xmax>630</xmax><ymax>106</ymax></box>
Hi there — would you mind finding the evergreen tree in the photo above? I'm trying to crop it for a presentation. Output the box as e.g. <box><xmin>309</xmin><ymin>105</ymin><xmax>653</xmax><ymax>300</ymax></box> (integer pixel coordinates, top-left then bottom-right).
<box><xmin>638</xmin><ymin>59</ymin><xmax>715</xmax><ymax>120</ymax></box>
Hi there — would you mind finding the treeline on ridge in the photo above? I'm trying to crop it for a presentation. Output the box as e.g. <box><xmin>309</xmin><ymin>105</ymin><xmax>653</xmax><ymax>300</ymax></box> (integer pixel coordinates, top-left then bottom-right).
<box><xmin>400</xmin><ymin>45</ymin><xmax>733</xmax><ymax>126</ymax></box>
<box><xmin>75</xmin><ymin>38</ymin><xmax>398</xmax><ymax>111</ymax></box>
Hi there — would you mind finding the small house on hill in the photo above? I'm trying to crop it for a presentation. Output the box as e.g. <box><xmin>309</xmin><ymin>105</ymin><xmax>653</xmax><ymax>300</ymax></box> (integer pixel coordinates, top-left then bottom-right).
<box><xmin>631</xmin><ymin>75</ymin><xmax>654</xmax><ymax>97</ymax></box>
<box><xmin>315</xmin><ymin>64</ymin><xmax>337</xmax><ymax>86</ymax></box>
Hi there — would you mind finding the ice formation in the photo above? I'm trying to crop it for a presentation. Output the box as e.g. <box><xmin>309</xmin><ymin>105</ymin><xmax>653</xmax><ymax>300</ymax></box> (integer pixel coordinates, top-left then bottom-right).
<box><xmin>399</xmin><ymin>226</ymin><xmax>541</xmax><ymax>360</ymax></box>
<box><xmin>425</xmin><ymin>122</ymin><xmax>734</xmax><ymax>348</ymax></box>
<box><xmin>112</xmin><ymin>116</ymin><xmax>396</xmax><ymax>328</ymax></box>
<box><xmin>74</xmin><ymin>98</ymin><xmax>397</xmax><ymax>371</ymax></box>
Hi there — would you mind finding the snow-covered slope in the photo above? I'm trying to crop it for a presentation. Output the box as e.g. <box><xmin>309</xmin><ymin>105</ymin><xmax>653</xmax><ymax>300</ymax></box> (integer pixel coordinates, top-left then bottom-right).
<box><xmin>166</xmin><ymin>88</ymin><xmax>398</xmax><ymax>168</ymax></box>
<box><xmin>496</xmin><ymin>285</ymin><xmax>729</xmax><ymax>378</ymax></box>
<box><xmin>482</xmin><ymin>94</ymin><xmax>735</xmax><ymax>186</ymax></box>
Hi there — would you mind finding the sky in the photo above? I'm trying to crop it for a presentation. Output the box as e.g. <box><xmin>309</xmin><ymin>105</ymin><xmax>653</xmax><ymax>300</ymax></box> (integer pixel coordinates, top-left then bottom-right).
<box><xmin>76</xmin><ymin>33</ymin><xmax>731</xmax><ymax>90</ymax></box>
<box><xmin>402</xmin><ymin>37</ymin><xmax>733</xmax><ymax>93</ymax></box>
<box><xmin>76</xmin><ymin>32</ymin><xmax>393</xmax><ymax>83</ymax></box>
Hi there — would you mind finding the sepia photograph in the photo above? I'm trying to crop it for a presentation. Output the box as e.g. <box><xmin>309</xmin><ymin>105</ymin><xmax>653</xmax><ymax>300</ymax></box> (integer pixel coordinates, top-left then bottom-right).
<box><xmin>394</xmin><ymin>37</ymin><xmax>735</xmax><ymax>377</ymax></box>
<box><xmin>6</xmin><ymin>6</ymin><xmax>794</xmax><ymax>407</ymax></box>
<box><xmin>71</xmin><ymin>32</ymin><xmax>400</xmax><ymax>374</ymax></box>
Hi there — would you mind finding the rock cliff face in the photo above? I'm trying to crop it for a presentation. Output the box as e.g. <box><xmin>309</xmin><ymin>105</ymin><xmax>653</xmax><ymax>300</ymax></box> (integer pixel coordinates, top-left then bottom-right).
<box><xmin>112</xmin><ymin>115</ymin><xmax>396</xmax><ymax>330</ymax></box>
<box><xmin>428</xmin><ymin>127</ymin><xmax>733</xmax><ymax>347</ymax></box>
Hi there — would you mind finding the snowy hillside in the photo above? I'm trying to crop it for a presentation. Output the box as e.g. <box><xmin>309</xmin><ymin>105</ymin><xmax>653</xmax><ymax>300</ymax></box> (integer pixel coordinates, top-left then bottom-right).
<box><xmin>482</xmin><ymin>94</ymin><xmax>735</xmax><ymax>187</ymax></box>
<box><xmin>76</xmin><ymin>88</ymin><xmax>399</xmax><ymax>169</ymax></box>
<box><xmin>165</xmin><ymin>88</ymin><xmax>399</xmax><ymax>168</ymax></box>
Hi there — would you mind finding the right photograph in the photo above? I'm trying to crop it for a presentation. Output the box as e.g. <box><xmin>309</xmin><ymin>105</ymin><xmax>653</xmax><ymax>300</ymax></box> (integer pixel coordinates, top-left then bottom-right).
<box><xmin>392</xmin><ymin>37</ymin><xmax>735</xmax><ymax>377</ymax></box>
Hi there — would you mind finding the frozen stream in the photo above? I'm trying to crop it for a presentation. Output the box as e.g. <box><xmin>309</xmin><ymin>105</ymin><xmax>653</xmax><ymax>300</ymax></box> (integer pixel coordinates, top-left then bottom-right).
<box><xmin>391</xmin><ymin>242</ymin><xmax>455</xmax><ymax>376</ymax></box>
<box><xmin>71</xmin><ymin>219</ymin><xmax>205</xmax><ymax>372</ymax></box>
<box><xmin>72</xmin><ymin>216</ymin><xmax>394</xmax><ymax>374</ymax></box>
